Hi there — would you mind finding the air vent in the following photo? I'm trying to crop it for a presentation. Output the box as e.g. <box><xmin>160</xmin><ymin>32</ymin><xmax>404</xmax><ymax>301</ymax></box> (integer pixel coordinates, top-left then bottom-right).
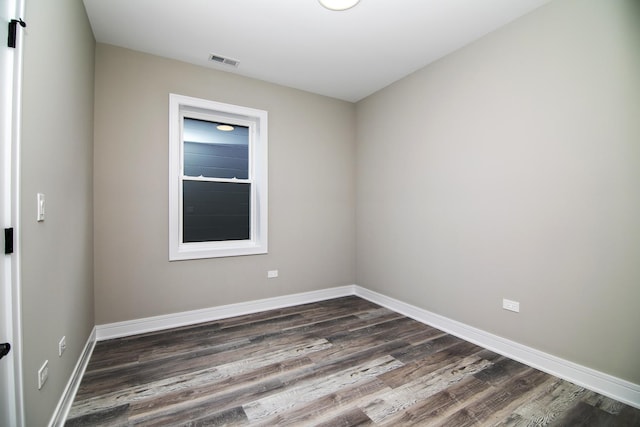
<box><xmin>208</xmin><ymin>54</ymin><xmax>239</xmax><ymax>68</ymax></box>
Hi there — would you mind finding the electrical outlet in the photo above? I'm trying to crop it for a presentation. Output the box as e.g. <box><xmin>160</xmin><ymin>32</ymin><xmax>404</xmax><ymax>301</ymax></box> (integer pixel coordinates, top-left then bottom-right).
<box><xmin>502</xmin><ymin>298</ymin><xmax>520</xmax><ymax>313</ymax></box>
<box><xmin>58</xmin><ymin>336</ymin><xmax>66</xmax><ymax>357</ymax></box>
<box><xmin>37</xmin><ymin>360</ymin><xmax>49</xmax><ymax>390</ymax></box>
<box><xmin>267</xmin><ymin>270</ymin><xmax>278</xmax><ymax>279</ymax></box>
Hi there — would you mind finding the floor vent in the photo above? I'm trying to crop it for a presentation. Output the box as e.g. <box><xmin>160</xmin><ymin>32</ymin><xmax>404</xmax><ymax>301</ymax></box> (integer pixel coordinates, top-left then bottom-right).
<box><xmin>208</xmin><ymin>54</ymin><xmax>239</xmax><ymax>67</ymax></box>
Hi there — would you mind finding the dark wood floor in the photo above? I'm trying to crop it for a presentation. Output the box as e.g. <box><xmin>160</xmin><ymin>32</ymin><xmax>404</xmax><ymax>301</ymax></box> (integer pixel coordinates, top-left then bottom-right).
<box><xmin>66</xmin><ymin>296</ymin><xmax>640</xmax><ymax>426</ymax></box>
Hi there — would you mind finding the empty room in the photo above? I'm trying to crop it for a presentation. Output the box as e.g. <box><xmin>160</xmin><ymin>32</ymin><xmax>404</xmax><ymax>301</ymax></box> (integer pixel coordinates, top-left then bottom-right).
<box><xmin>1</xmin><ymin>0</ymin><xmax>639</xmax><ymax>425</ymax></box>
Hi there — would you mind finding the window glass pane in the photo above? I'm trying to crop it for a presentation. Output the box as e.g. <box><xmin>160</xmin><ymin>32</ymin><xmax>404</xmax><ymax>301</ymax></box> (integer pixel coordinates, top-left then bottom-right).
<box><xmin>183</xmin><ymin>180</ymin><xmax>250</xmax><ymax>243</ymax></box>
<box><xmin>183</xmin><ymin>118</ymin><xmax>249</xmax><ymax>179</ymax></box>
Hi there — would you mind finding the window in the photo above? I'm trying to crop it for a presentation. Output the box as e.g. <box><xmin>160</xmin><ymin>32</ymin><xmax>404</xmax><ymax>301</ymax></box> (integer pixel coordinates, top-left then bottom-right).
<box><xmin>169</xmin><ymin>94</ymin><xmax>268</xmax><ymax>260</ymax></box>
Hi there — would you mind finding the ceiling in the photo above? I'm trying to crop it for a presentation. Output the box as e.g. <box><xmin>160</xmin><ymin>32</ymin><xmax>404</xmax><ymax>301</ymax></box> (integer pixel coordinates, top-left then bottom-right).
<box><xmin>82</xmin><ymin>0</ymin><xmax>552</xmax><ymax>103</ymax></box>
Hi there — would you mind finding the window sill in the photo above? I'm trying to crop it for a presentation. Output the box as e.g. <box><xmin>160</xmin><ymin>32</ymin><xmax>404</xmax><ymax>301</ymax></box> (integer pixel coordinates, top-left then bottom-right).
<box><xmin>169</xmin><ymin>240</ymin><xmax>267</xmax><ymax>261</ymax></box>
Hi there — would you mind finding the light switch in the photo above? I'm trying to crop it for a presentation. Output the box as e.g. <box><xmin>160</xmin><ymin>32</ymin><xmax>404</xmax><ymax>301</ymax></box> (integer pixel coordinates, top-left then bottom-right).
<box><xmin>37</xmin><ymin>193</ymin><xmax>45</xmax><ymax>222</ymax></box>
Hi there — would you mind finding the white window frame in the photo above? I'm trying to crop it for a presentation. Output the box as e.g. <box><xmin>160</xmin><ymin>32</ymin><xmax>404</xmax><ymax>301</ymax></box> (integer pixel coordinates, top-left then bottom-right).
<box><xmin>169</xmin><ymin>94</ymin><xmax>268</xmax><ymax>260</ymax></box>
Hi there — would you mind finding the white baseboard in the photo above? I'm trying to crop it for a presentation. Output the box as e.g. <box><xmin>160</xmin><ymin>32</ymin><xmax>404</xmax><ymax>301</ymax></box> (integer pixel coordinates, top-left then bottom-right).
<box><xmin>48</xmin><ymin>327</ymin><xmax>97</xmax><ymax>427</ymax></box>
<box><xmin>353</xmin><ymin>285</ymin><xmax>640</xmax><ymax>410</ymax></box>
<box><xmin>96</xmin><ymin>285</ymin><xmax>357</xmax><ymax>341</ymax></box>
<box><xmin>91</xmin><ymin>284</ymin><xmax>639</xmax><ymax>410</ymax></box>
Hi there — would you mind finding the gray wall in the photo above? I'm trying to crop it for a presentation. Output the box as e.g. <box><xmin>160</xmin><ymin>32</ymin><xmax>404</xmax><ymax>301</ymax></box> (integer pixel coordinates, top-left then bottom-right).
<box><xmin>356</xmin><ymin>0</ymin><xmax>640</xmax><ymax>384</ymax></box>
<box><xmin>93</xmin><ymin>44</ymin><xmax>356</xmax><ymax>324</ymax></box>
<box><xmin>20</xmin><ymin>0</ymin><xmax>95</xmax><ymax>425</ymax></box>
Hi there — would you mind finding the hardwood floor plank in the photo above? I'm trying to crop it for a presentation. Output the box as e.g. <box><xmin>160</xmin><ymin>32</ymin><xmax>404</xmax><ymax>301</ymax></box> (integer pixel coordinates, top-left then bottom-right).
<box><xmin>126</xmin><ymin>337</ymin><xmax>408</xmax><ymax>424</ymax></box>
<box><xmin>184</xmin><ymin>406</ymin><xmax>248</xmax><ymax>427</ymax></box>
<box><xmin>378</xmin><ymin>339</ymin><xmax>484</xmax><ymax>389</ymax></box>
<box><xmin>355</xmin><ymin>307</ymin><xmax>399</xmax><ymax>321</ymax></box>
<box><xmin>120</xmin><ymin>333</ymin><xmax>414</xmax><ymax>423</ymax></box>
<box><xmin>493</xmin><ymin>379</ymin><xmax>588</xmax><ymax>426</ymax></box>
<box><xmin>472</xmin><ymin>356</ymin><xmax>532</xmax><ymax>386</ymax></box>
<box><xmin>252</xmin><ymin>379</ymin><xmax>389</xmax><ymax>427</ymax></box>
<box><xmin>387</xmin><ymin>333</ymin><xmax>463</xmax><ymax>363</ymax></box>
<box><xmin>125</xmin><ymin>356</ymin><xmax>321</xmax><ymax>422</ymax></box>
<box><xmin>65</xmin><ymin>403</ymin><xmax>130</xmax><ymax>427</ymax></box>
<box><xmin>581</xmin><ymin>391</ymin><xmax>627</xmax><ymax>415</ymax></box>
<box><xmin>65</xmin><ymin>296</ymin><xmax>640</xmax><ymax>426</ymax></box>
<box><xmin>68</xmin><ymin>338</ymin><xmax>325</xmax><ymax>419</ymax></box>
<box><xmin>308</xmin><ymin>324</ymin><xmax>440</xmax><ymax>364</ymax></box>
<box><xmin>126</xmin><ymin>377</ymin><xmax>283</xmax><ymax>426</ymax></box>
<box><xmin>243</xmin><ymin>355</ymin><xmax>403</xmax><ymax>421</ymax></box>
<box><xmin>617</xmin><ymin>405</ymin><xmax>640</xmax><ymax>426</ymax></box>
<box><xmin>432</xmin><ymin>368</ymin><xmax>551</xmax><ymax>427</ymax></box>
<box><xmin>78</xmin><ymin>330</ymin><xmax>335</xmax><ymax>400</ymax></box>
<box><xmin>328</xmin><ymin>317</ymin><xmax>425</xmax><ymax>343</ymax></box>
<box><xmin>313</xmin><ymin>407</ymin><xmax>374</xmax><ymax>427</ymax></box>
<box><xmin>549</xmin><ymin>401</ymin><xmax>622</xmax><ymax>427</ymax></box>
<box><xmin>127</xmin><ymin>355</ymin><xmax>400</xmax><ymax>426</ymax></box>
<box><xmin>362</xmin><ymin>354</ymin><xmax>494</xmax><ymax>423</ymax></box>
<box><xmin>377</xmin><ymin>375</ymin><xmax>492</xmax><ymax>426</ymax></box>
<box><xmin>478</xmin><ymin>374</ymin><xmax>560</xmax><ymax>426</ymax></box>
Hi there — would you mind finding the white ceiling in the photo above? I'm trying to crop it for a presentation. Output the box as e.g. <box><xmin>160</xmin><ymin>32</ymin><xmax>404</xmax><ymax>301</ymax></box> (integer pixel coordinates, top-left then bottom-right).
<box><xmin>82</xmin><ymin>0</ymin><xmax>552</xmax><ymax>102</ymax></box>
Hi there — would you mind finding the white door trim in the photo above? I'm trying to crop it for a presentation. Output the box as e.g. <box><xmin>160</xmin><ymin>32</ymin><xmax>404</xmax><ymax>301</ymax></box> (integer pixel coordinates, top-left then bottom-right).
<box><xmin>1</xmin><ymin>0</ymin><xmax>25</xmax><ymax>425</ymax></box>
<box><xmin>11</xmin><ymin>1</ymin><xmax>25</xmax><ymax>421</ymax></box>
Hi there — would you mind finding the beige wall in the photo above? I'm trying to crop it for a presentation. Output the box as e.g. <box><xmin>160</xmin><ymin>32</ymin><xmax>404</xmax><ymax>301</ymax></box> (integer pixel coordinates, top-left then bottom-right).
<box><xmin>356</xmin><ymin>0</ymin><xmax>640</xmax><ymax>384</ymax></box>
<box><xmin>16</xmin><ymin>0</ymin><xmax>640</xmax><ymax>423</ymax></box>
<box><xmin>20</xmin><ymin>0</ymin><xmax>95</xmax><ymax>425</ymax></box>
<box><xmin>93</xmin><ymin>44</ymin><xmax>356</xmax><ymax>324</ymax></box>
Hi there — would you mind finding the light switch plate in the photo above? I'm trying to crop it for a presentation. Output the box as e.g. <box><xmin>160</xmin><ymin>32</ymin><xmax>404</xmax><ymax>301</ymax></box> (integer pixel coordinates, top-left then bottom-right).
<box><xmin>37</xmin><ymin>193</ymin><xmax>45</xmax><ymax>222</ymax></box>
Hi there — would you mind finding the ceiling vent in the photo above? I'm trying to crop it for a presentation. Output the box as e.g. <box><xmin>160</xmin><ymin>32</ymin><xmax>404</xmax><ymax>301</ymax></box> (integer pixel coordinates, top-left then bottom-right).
<box><xmin>208</xmin><ymin>54</ymin><xmax>239</xmax><ymax>68</ymax></box>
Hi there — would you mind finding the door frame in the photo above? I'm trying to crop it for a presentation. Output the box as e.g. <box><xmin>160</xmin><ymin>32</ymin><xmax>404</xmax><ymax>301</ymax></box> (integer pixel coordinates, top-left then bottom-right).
<box><xmin>1</xmin><ymin>0</ymin><xmax>25</xmax><ymax>425</ymax></box>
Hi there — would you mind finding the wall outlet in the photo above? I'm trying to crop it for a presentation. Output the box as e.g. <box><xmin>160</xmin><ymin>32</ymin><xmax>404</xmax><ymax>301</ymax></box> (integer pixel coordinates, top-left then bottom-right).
<box><xmin>502</xmin><ymin>298</ymin><xmax>520</xmax><ymax>313</ymax></box>
<box><xmin>58</xmin><ymin>336</ymin><xmax>66</xmax><ymax>357</ymax></box>
<box><xmin>267</xmin><ymin>270</ymin><xmax>278</xmax><ymax>279</ymax></box>
<box><xmin>37</xmin><ymin>360</ymin><xmax>49</xmax><ymax>390</ymax></box>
